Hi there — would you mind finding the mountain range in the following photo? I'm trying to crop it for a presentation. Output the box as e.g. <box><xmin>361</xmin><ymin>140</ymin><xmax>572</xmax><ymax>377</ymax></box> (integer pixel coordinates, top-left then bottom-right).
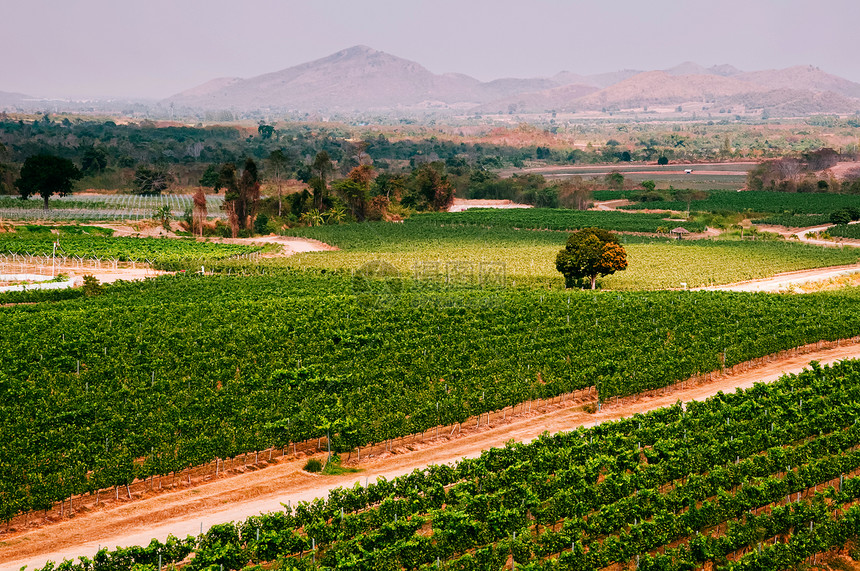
<box><xmin>162</xmin><ymin>46</ymin><xmax>860</xmax><ymax>116</ymax></box>
<box><xmin>4</xmin><ymin>46</ymin><xmax>860</xmax><ymax>117</ymax></box>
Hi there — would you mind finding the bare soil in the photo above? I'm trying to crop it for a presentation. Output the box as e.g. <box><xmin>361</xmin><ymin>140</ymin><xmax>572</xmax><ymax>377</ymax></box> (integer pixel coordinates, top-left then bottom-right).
<box><xmin>4</xmin><ymin>340</ymin><xmax>860</xmax><ymax>570</ymax></box>
<box><xmin>448</xmin><ymin>198</ymin><xmax>533</xmax><ymax>212</ymax></box>
<box><xmin>694</xmin><ymin>263</ymin><xmax>860</xmax><ymax>293</ymax></box>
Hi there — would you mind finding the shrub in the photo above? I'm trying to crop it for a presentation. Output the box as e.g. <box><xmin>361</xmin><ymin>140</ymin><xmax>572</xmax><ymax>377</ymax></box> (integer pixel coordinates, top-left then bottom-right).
<box><xmin>303</xmin><ymin>458</ymin><xmax>322</xmax><ymax>473</ymax></box>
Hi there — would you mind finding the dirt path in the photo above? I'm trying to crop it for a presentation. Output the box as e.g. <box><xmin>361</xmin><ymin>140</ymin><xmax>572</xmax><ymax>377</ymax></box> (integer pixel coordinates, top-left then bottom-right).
<box><xmin>4</xmin><ymin>342</ymin><xmax>860</xmax><ymax>571</ymax></box>
<box><xmin>592</xmin><ymin>199</ymin><xmax>631</xmax><ymax>211</ymax></box>
<box><xmin>693</xmin><ymin>263</ymin><xmax>860</xmax><ymax>292</ymax></box>
<box><xmin>448</xmin><ymin>198</ymin><xmax>533</xmax><ymax>212</ymax></box>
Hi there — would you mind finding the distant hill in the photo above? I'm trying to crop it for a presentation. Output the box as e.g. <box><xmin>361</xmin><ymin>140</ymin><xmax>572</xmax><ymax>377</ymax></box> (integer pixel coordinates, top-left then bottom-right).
<box><xmin>0</xmin><ymin>90</ymin><xmax>31</xmax><ymax>109</ymax></box>
<box><xmin>162</xmin><ymin>46</ymin><xmax>860</xmax><ymax>116</ymax></box>
<box><xmin>736</xmin><ymin>65</ymin><xmax>860</xmax><ymax>99</ymax></box>
<box><xmin>573</xmin><ymin>71</ymin><xmax>767</xmax><ymax>110</ymax></box>
<box><xmin>473</xmin><ymin>84</ymin><xmax>599</xmax><ymax>114</ymax></box>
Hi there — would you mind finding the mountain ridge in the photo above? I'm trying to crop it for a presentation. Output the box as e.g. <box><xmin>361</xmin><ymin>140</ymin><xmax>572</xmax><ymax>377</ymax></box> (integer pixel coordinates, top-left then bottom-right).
<box><xmin>163</xmin><ymin>46</ymin><xmax>860</xmax><ymax>116</ymax></box>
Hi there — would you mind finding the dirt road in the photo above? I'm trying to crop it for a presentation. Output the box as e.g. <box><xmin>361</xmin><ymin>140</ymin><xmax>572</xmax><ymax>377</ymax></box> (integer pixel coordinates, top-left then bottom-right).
<box><xmin>4</xmin><ymin>342</ymin><xmax>860</xmax><ymax>571</ymax></box>
<box><xmin>448</xmin><ymin>198</ymin><xmax>533</xmax><ymax>212</ymax></box>
<box><xmin>693</xmin><ymin>263</ymin><xmax>860</xmax><ymax>292</ymax></box>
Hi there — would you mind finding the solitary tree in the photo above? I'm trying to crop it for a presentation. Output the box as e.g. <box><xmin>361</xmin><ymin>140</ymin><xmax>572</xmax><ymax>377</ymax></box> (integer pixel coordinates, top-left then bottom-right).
<box><xmin>267</xmin><ymin>149</ymin><xmax>291</xmax><ymax>216</ymax></box>
<box><xmin>556</xmin><ymin>227</ymin><xmax>628</xmax><ymax>289</ymax></box>
<box><xmin>15</xmin><ymin>154</ymin><xmax>82</xmax><ymax>210</ymax></box>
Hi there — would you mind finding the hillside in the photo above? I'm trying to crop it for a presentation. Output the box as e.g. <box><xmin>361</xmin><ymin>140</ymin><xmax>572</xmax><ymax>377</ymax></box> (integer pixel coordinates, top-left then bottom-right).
<box><xmin>0</xmin><ymin>90</ymin><xmax>32</xmax><ymax>109</ymax></box>
<box><xmin>163</xmin><ymin>46</ymin><xmax>860</xmax><ymax>116</ymax></box>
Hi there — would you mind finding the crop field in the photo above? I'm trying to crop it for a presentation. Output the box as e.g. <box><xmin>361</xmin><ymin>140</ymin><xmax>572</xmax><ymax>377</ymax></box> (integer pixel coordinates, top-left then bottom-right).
<box><xmin>512</xmin><ymin>163</ymin><xmax>753</xmax><ymax>191</ymax></box>
<box><xmin>752</xmin><ymin>213</ymin><xmax>834</xmax><ymax>228</ymax></box>
<box><xmin>4</xmin><ymin>273</ymin><xmax>860</xmax><ymax>527</ymax></box>
<box><xmin>0</xmin><ymin>231</ymin><xmax>261</xmax><ymax>263</ymax></box>
<box><xmin>32</xmin><ymin>359</ymin><xmax>860</xmax><ymax>571</ymax></box>
<box><xmin>620</xmin><ymin>190</ymin><xmax>860</xmax><ymax>216</ymax></box>
<box><xmin>0</xmin><ymin>194</ymin><xmax>225</xmax><ymax>221</ymax></box>
<box><xmin>283</xmin><ymin>219</ymin><xmax>860</xmax><ymax>290</ymax></box>
<box><xmin>413</xmin><ymin>209</ymin><xmax>707</xmax><ymax>233</ymax></box>
<box><xmin>828</xmin><ymin>224</ymin><xmax>860</xmax><ymax>240</ymax></box>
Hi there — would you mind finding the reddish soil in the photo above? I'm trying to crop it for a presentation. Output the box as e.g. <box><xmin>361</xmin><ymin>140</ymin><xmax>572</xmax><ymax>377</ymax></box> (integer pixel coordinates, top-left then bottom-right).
<box><xmin>3</xmin><ymin>340</ymin><xmax>860</xmax><ymax>570</ymax></box>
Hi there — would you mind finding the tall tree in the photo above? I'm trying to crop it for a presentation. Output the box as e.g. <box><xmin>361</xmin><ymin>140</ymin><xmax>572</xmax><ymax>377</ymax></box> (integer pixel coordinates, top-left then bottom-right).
<box><xmin>15</xmin><ymin>154</ymin><xmax>81</xmax><ymax>210</ymax></box>
<box><xmin>333</xmin><ymin>165</ymin><xmax>375</xmax><ymax>221</ymax></box>
<box><xmin>311</xmin><ymin>151</ymin><xmax>332</xmax><ymax>211</ymax></box>
<box><xmin>409</xmin><ymin>162</ymin><xmax>454</xmax><ymax>211</ymax></box>
<box><xmin>217</xmin><ymin>163</ymin><xmax>240</xmax><ymax>237</ymax></box>
<box><xmin>267</xmin><ymin>150</ymin><xmax>290</xmax><ymax>216</ymax></box>
<box><xmin>220</xmin><ymin>159</ymin><xmax>260</xmax><ymax>235</ymax></box>
<box><xmin>192</xmin><ymin>187</ymin><xmax>208</xmax><ymax>237</ymax></box>
<box><xmin>238</xmin><ymin>157</ymin><xmax>260</xmax><ymax>231</ymax></box>
<box><xmin>556</xmin><ymin>227</ymin><xmax>628</xmax><ymax>289</ymax></box>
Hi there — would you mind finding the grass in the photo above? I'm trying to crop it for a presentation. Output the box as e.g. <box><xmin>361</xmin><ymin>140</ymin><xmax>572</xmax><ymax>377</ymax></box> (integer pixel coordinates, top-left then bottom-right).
<box><xmin>321</xmin><ymin>455</ymin><xmax>361</xmax><ymax>476</ymax></box>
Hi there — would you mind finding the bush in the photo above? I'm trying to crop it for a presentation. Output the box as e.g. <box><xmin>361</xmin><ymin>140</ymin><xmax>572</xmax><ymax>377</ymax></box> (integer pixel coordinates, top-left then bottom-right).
<box><xmin>830</xmin><ymin>209</ymin><xmax>853</xmax><ymax>225</ymax></box>
<box><xmin>303</xmin><ymin>458</ymin><xmax>322</xmax><ymax>473</ymax></box>
<box><xmin>82</xmin><ymin>274</ymin><xmax>104</xmax><ymax>296</ymax></box>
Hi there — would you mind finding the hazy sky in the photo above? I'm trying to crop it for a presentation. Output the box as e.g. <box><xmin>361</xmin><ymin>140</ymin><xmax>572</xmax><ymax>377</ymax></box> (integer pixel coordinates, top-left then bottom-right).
<box><xmin>3</xmin><ymin>0</ymin><xmax>858</xmax><ymax>99</ymax></box>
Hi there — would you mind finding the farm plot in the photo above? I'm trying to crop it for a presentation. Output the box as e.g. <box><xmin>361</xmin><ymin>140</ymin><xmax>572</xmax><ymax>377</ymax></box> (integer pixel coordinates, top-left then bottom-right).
<box><xmin>0</xmin><ymin>194</ymin><xmax>225</xmax><ymax>221</ymax></box>
<box><xmin>281</xmin><ymin>220</ymin><xmax>860</xmax><ymax>290</ymax></box>
<box><xmin>0</xmin><ymin>233</ymin><xmax>261</xmax><ymax>264</ymax></box>
<box><xmin>621</xmin><ymin>190</ymin><xmax>860</xmax><ymax>216</ymax></box>
<box><xmin>36</xmin><ymin>358</ymin><xmax>860</xmax><ymax>571</ymax></box>
<box><xmin>5</xmin><ymin>274</ymin><xmax>860</xmax><ymax>526</ymax></box>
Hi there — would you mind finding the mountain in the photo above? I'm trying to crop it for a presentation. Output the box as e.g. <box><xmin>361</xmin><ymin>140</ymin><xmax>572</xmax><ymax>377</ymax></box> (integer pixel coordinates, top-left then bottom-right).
<box><xmin>736</xmin><ymin>65</ymin><xmax>860</xmax><ymax>99</ymax></box>
<box><xmin>0</xmin><ymin>90</ymin><xmax>31</xmax><ymax>109</ymax></box>
<box><xmin>663</xmin><ymin>61</ymin><xmax>711</xmax><ymax>76</ymax></box>
<box><xmin>473</xmin><ymin>84</ymin><xmax>599</xmax><ymax>114</ymax></box>
<box><xmin>167</xmin><ymin>45</ymin><xmax>484</xmax><ymax>111</ymax></box>
<box><xmin>162</xmin><ymin>46</ymin><xmax>860</xmax><ymax>117</ymax></box>
<box><xmin>572</xmin><ymin>71</ymin><xmax>766</xmax><ymax>110</ymax></box>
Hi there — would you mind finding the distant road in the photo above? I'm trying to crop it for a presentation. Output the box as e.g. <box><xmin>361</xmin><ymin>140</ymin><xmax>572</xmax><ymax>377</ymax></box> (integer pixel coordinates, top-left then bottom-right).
<box><xmin>499</xmin><ymin>161</ymin><xmax>757</xmax><ymax>177</ymax></box>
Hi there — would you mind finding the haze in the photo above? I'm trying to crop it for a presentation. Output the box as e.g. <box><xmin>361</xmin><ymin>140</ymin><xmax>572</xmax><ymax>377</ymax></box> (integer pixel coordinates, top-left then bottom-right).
<box><xmin>3</xmin><ymin>0</ymin><xmax>858</xmax><ymax>99</ymax></box>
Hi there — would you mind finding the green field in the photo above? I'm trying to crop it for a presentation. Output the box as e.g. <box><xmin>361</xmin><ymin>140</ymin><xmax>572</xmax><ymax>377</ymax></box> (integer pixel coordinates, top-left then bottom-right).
<box><xmin>282</xmin><ymin>217</ymin><xmax>860</xmax><ymax>290</ymax></box>
<box><xmin>828</xmin><ymin>223</ymin><xmax>860</xmax><ymax>239</ymax></box>
<box><xmin>513</xmin><ymin>162</ymin><xmax>753</xmax><ymax>191</ymax></box>
<box><xmin>0</xmin><ymin>225</ymin><xmax>262</xmax><ymax>262</ymax></box>
<box><xmin>34</xmin><ymin>359</ymin><xmax>860</xmax><ymax>571</ymax></box>
<box><xmin>620</xmin><ymin>190</ymin><xmax>860</xmax><ymax>216</ymax></box>
<box><xmin>6</xmin><ymin>273</ymin><xmax>860</xmax><ymax>526</ymax></box>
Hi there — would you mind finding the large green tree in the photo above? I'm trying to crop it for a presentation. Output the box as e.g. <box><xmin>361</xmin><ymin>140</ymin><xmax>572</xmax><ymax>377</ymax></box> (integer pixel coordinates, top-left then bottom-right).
<box><xmin>556</xmin><ymin>227</ymin><xmax>628</xmax><ymax>289</ymax></box>
<box><xmin>15</xmin><ymin>154</ymin><xmax>82</xmax><ymax>209</ymax></box>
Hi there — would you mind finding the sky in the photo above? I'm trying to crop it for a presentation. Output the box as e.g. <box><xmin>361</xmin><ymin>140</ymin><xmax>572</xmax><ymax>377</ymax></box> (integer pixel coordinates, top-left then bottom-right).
<box><xmin>2</xmin><ymin>0</ymin><xmax>858</xmax><ymax>100</ymax></box>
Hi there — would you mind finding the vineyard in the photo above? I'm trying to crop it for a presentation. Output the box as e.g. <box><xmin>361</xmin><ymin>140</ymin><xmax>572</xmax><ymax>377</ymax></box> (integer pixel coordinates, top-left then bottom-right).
<box><xmin>281</xmin><ymin>219</ymin><xmax>860</xmax><ymax>290</ymax></box>
<box><xmin>0</xmin><ymin>194</ymin><xmax>225</xmax><ymax>221</ymax></box>
<box><xmin>827</xmin><ymin>224</ymin><xmax>860</xmax><ymax>240</ymax></box>
<box><xmin>35</xmin><ymin>359</ymin><xmax>860</xmax><ymax>571</ymax></box>
<box><xmin>620</xmin><ymin>190</ymin><xmax>860</xmax><ymax>217</ymax></box>
<box><xmin>4</xmin><ymin>274</ymin><xmax>860</xmax><ymax>528</ymax></box>
<box><xmin>0</xmin><ymin>232</ymin><xmax>262</xmax><ymax>264</ymax></box>
<box><xmin>407</xmin><ymin>209</ymin><xmax>707</xmax><ymax>233</ymax></box>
